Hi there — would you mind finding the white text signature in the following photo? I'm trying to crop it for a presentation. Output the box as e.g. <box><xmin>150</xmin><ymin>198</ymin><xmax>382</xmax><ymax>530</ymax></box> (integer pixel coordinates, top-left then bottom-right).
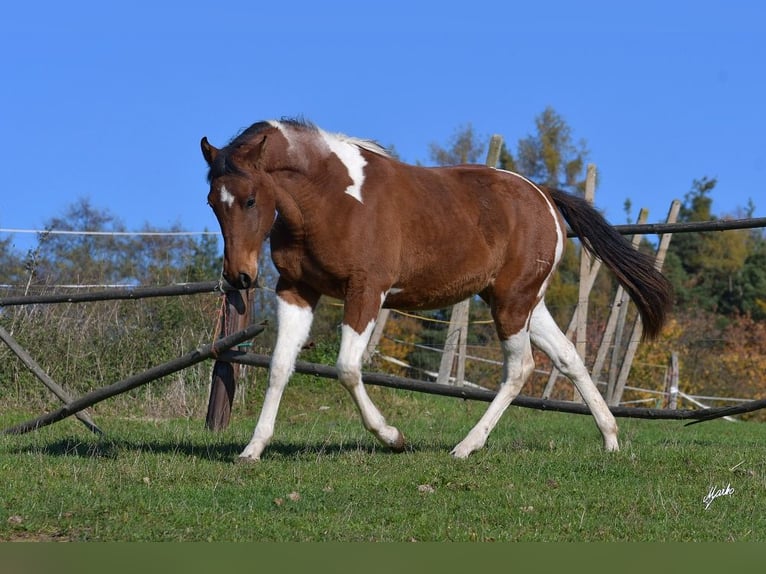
<box><xmin>703</xmin><ymin>483</ymin><xmax>734</xmax><ymax>510</ymax></box>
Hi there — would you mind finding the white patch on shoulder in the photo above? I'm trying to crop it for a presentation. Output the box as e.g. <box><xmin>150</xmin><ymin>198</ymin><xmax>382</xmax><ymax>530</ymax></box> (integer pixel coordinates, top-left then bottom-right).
<box><xmin>220</xmin><ymin>184</ymin><xmax>235</xmax><ymax>207</ymax></box>
<box><xmin>320</xmin><ymin>130</ymin><xmax>368</xmax><ymax>203</ymax></box>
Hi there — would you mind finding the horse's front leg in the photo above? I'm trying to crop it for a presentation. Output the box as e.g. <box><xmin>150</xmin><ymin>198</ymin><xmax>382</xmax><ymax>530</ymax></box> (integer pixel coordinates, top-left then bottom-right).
<box><xmin>337</xmin><ymin>290</ymin><xmax>405</xmax><ymax>452</ymax></box>
<box><xmin>239</xmin><ymin>282</ymin><xmax>318</xmax><ymax>462</ymax></box>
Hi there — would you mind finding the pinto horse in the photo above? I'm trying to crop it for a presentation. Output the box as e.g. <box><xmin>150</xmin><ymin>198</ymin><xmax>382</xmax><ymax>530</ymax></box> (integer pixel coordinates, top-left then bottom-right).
<box><xmin>201</xmin><ymin>118</ymin><xmax>672</xmax><ymax>461</ymax></box>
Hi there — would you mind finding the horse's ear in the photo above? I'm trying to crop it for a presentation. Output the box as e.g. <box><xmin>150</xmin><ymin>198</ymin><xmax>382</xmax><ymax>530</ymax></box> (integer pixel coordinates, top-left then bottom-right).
<box><xmin>240</xmin><ymin>135</ymin><xmax>269</xmax><ymax>170</ymax></box>
<box><xmin>200</xmin><ymin>137</ymin><xmax>219</xmax><ymax>166</ymax></box>
<box><xmin>252</xmin><ymin>135</ymin><xmax>268</xmax><ymax>169</ymax></box>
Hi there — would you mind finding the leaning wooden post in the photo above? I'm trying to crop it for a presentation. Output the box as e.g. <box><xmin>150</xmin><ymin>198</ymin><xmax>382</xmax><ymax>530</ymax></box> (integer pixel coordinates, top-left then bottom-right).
<box><xmin>363</xmin><ymin>308</ymin><xmax>391</xmax><ymax>364</ymax></box>
<box><xmin>609</xmin><ymin>199</ymin><xmax>680</xmax><ymax>406</ymax></box>
<box><xmin>0</xmin><ymin>324</ymin><xmax>103</xmax><ymax>435</ymax></box>
<box><xmin>436</xmin><ymin>134</ymin><xmax>503</xmax><ymax>386</ymax></box>
<box><xmin>541</xmin><ymin>257</ymin><xmax>602</xmax><ymax>399</ymax></box>
<box><xmin>572</xmin><ymin>164</ymin><xmax>596</xmax><ymax>402</ymax></box>
<box><xmin>436</xmin><ymin>301</ymin><xmax>470</xmax><ymax>385</ymax></box>
<box><xmin>205</xmin><ymin>288</ymin><xmax>253</xmax><ymax>431</ymax></box>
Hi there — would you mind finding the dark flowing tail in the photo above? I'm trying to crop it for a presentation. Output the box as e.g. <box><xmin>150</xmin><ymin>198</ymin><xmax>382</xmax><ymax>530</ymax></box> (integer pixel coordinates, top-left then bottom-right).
<box><xmin>546</xmin><ymin>187</ymin><xmax>673</xmax><ymax>340</ymax></box>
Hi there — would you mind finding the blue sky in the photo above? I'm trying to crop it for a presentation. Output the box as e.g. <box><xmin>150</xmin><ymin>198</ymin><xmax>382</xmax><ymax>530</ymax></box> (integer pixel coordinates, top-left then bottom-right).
<box><xmin>2</xmin><ymin>0</ymin><xmax>764</xmax><ymax>255</ymax></box>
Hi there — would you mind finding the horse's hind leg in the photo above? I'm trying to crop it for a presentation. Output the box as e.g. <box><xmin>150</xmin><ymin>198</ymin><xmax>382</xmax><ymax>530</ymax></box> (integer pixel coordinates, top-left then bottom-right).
<box><xmin>337</xmin><ymin>290</ymin><xmax>405</xmax><ymax>451</ymax></box>
<box><xmin>451</xmin><ymin>327</ymin><xmax>535</xmax><ymax>459</ymax></box>
<box><xmin>530</xmin><ymin>301</ymin><xmax>619</xmax><ymax>451</ymax></box>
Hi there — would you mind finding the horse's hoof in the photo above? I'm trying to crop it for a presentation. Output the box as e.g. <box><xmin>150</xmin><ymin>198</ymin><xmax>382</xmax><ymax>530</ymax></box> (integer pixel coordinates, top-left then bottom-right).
<box><xmin>450</xmin><ymin>448</ymin><xmax>471</xmax><ymax>459</ymax></box>
<box><xmin>236</xmin><ymin>454</ymin><xmax>261</xmax><ymax>464</ymax></box>
<box><xmin>390</xmin><ymin>430</ymin><xmax>406</xmax><ymax>453</ymax></box>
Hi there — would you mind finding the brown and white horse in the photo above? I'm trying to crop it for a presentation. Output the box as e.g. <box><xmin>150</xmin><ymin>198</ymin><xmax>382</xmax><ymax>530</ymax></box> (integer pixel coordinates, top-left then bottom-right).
<box><xmin>201</xmin><ymin>119</ymin><xmax>672</xmax><ymax>461</ymax></box>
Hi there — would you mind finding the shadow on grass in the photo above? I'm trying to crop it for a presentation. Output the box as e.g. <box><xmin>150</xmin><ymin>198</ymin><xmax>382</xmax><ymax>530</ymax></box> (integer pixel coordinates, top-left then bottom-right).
<box><xmin>8</xmin><ymin>435</ymin><xmax>456</xmax><ymax>463</ymax></box>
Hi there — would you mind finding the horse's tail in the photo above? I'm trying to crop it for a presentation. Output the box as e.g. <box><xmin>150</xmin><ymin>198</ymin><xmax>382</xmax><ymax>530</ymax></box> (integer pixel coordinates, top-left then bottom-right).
<box><xmin>546</xmin><ymin>186</ymin><xmax>673</xmax><ymax>340</ymax></box>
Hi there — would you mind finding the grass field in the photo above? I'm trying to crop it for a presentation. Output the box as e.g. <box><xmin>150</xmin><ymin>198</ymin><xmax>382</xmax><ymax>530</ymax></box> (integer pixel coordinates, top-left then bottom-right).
<box><xmin>1</xmin><ymin>377</ymin><xmax>764</xmax><ymax>542</ymax></box>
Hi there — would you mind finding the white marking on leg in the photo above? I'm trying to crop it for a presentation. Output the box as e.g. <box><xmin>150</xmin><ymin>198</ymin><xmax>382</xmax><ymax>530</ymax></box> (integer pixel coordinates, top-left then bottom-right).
<box><xmin>239</xmin><ymin>297</ymin><xmax>314</xmax><ymax>460</ymax></box>
<box><xmin>530</xmin><ymin>301</ymin><xmax>619</xmax><ymax>451</ymax></box>
<box><xmin>337</xmin><ymin>321</ymin><xmax>403</xmax><ymax>449</ymax></box>
<box><xmin>320</xmin><ymin>130</ymin><xmax>367</xmax><ymax>203</ymax></box>
<box><xmin>219</xmin><ymin>184</ymin><xmax>235</xmax><ymax>207</ymax></box>
<box><xmin>451</xmin><ymin>329</ymin><xmax>534</xmax><ymax>458</ymax></box>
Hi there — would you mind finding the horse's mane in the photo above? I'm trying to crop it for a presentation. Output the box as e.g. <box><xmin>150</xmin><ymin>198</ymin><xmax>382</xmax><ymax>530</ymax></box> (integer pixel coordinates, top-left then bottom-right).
<box><xmin>207</xmin><ymin>118</ymin><xmax>390</xmax><ymax>182</ymax></box>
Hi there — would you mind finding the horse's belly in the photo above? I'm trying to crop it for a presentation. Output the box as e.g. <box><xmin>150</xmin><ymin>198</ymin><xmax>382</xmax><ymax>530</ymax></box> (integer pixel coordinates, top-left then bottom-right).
<box><xmin>382</xmin><ymin>271</ymin><xmax>492</xmax><ymax>310</ymax></box>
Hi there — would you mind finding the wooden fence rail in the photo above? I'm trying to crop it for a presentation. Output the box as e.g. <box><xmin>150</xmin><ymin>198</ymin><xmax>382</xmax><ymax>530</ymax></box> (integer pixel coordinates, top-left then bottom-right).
<box><xmin>607</xmin><ymin>216</ymin><xmax>766</xmax><ymax>236</ymax></box>
<box><xmin>216</xmin><ymin>351</ymin><xmax>766</xmax><ymax>422</ymax></box>
<box><xmin>2</xmin><ymin>213</ymin><xmax>764</xmax><ymax>436</ymax></box>
<box><xmin>0</xmin><ymin>281</ymin><xmax>220</xmax><ymax>307</ymax></box>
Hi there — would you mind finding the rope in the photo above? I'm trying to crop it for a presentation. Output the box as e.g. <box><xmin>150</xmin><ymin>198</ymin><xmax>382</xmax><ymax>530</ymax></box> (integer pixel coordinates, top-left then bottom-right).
<box><xmin>390</xmin><ymin>308</ymin><xmax>494</xmax><ymax>325</ymax></box>
<box><xmin>209</xmin><ymin>294</ymin><xmax>227</xmax><ymax>358</ymax></box>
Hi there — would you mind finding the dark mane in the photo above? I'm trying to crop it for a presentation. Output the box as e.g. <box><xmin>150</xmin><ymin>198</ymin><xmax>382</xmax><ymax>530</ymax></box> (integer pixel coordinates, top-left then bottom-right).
<box><xmin>206</xmin><ymin>118</ymin><xmax>317</xmax><ymax>182</ymax></box>
<box><xmin>273</xmin><ymin>116</ymin><xmax>316</xmax><ymax>133</ymax></box>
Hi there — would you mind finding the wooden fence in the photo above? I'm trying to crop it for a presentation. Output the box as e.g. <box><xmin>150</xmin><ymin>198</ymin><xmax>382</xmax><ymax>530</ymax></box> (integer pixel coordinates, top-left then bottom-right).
<box><xmin>1</xmin><ymin>179</ymin><xmax>765</xmax><ymax>436</ymax></box>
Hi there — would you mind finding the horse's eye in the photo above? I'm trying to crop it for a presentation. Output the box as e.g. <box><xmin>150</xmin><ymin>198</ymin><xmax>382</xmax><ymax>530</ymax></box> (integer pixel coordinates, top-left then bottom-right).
<box><xmin>246</xmin><ymin>197</ymin><xmax>255</xmax><ymax>208</ymax></box>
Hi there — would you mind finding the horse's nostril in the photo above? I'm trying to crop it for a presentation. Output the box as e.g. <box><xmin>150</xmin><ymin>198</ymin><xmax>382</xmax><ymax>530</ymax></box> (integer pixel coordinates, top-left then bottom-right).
<box><xmin>238</xmin><ymin>273</ymin><xmax>252</xmax><ymax>290</ymax></box>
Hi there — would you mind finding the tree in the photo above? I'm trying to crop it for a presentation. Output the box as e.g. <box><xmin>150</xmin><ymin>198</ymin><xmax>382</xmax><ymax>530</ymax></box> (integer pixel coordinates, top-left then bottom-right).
<box><xmin>429</xmin><ymin>123</ymin><xmax>486</xmax><ymax>165</ymax></box>
<box><xmin>33</xmin><ymin>197</ymin><xmax>130</xmax><ymax>285</ymax></box>
<box><xmin>123</xmin><ymin>226</ymin><xmax>220</xmax><ymax>285</ymax></box>
<box><xmin>28</xmin><ymin>197</ymin><xmax>224</xmax><ymax>287</ymax></box>
<box><xmin>664</xmin><ymin>177</ymin><xmax>753</xmax><ymax>314</ymax></box>
<box><xmin>184</xmin><ymin>233</ymin><xmax>221</xmax><ymax>283</ymax></box>
<box><xmin>720</xmin><ymin>235</ymin><xmax>766</xmax><ymax>319</ymax></box>
<box><xmin>501</xmin><ymin>106</ymin><xmax>590</xmax><ymax>194</ymax></box>
<box><xmin>0</xmin><ymin>237</ymin><xmax>26</xmax><ymax>287</ymax></box>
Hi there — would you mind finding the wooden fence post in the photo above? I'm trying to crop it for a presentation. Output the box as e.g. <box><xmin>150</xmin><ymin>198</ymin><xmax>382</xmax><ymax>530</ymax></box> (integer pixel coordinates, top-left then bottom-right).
<box><xmin>664</xmin><ymin>352</ymin><xmax>679</xmax><ymax>409</ymax></box>
<box><xmin>436</xmin><ymin>134</ymin><xmax>503</xmax><ymax>386</ymax></box>
<box><xmin>572</xmin><ymin>164</ymin><xmax>597</xmax><ymax>401</ymax></box>
<box><xmin>436</xmin><ymin>300</ymin><xmax>470</xmax><ymax>385</ymax></box>
<box><xmin>205</xmin><ymin>288</ymin><xmax>253</xmax><ymax>431</ymax></box>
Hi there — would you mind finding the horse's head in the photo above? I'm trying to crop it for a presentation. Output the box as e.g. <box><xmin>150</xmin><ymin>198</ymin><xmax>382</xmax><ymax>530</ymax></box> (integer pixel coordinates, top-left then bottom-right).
<box><xmin>201</xmin><ymin>135</ymin><xmax>277</xmax><ymax>290</ymax></box>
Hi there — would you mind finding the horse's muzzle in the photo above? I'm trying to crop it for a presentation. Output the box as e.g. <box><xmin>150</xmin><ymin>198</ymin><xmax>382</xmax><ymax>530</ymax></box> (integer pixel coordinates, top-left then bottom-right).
<box><xmin>220</xmin><ymin>271</ymin><xmax>254</xmax><ymax>291</ymax></box>
<box><xmin>236</xmin><ymin>272</ymin><xmax>253</xmax><ymax>290</ymax></box>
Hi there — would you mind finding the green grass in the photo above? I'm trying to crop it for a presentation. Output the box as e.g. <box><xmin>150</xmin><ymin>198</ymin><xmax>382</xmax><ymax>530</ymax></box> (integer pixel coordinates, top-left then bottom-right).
<box><xmin>1</xmin><ymin>379</ymin><xmax>764</xmax><ymax>541</ymax></box>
